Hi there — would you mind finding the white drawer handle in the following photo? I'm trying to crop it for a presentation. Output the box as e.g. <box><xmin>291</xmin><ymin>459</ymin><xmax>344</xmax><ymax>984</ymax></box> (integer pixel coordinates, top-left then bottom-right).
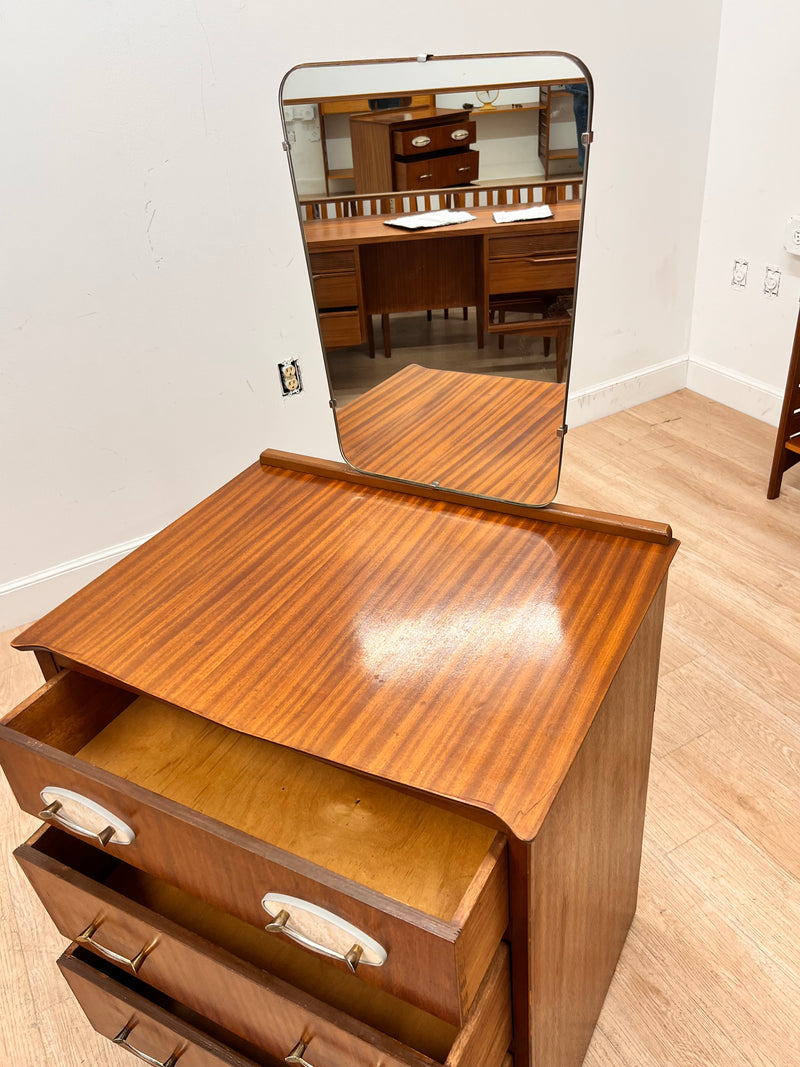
<box><xmin>417</xmin><ymin>173</ymin><xmax>433</xmax><ymax>180</ymax></box>
<box><xmin>39</xmin><ymin>787</ymin><xmax>135</xmax><ymax>847</ymax></box>
<box><xmin>262</xmin><ymin>893</ymin><xmax>387</xmax><ymax>970</ymax></box>
<box><xmin>113</xmin><ymin>1023</ymin><xmax>181</xmax><ymax>1066</ymax></box>
<box><xmin>411</xmin><ymin>134</ymin><xmax>431</xmax><ymax>147</ymax></box>
<box><xmin>451</xmin><ymin>128</ymin><xmax>470</xmax><ymax>140</ymax></box>
<box><xmin>286</xmin><ymin>1040</ymin><xmax>315</xmax><ymax>1066</ymax></box>
<box><xmin>77</xmin><ymin>919</ymin><xmax>158</xmax><ymax>973</ymax></box>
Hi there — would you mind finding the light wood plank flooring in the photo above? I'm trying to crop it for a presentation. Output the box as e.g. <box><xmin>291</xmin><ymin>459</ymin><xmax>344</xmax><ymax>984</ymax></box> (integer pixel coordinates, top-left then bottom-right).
<box><xmin>1</xmin><ymin>389</ymin><xmax>798</xmax><ymax>1065</ymax></box>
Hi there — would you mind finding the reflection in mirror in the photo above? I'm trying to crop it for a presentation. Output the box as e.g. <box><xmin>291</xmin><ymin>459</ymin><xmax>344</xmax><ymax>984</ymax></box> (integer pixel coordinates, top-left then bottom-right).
<box><xmin>281</xmin><ymin>53</ymin><xmax>590</xmax><ymax>505</ymax></box>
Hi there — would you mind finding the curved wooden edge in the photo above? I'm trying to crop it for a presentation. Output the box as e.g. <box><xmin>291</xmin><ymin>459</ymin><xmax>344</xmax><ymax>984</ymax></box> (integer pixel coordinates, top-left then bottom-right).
<box><xmin>259</xmin><ymin>449</ymin><xmax>674</xmax><ymax>545</ymax></box>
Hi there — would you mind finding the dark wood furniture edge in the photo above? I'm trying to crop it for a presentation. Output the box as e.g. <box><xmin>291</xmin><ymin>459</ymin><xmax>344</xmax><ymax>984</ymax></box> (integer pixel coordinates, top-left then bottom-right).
<box><xmin>259</xmin><ymin>449</ymin><xmax>674</xmax><ymax>544</ymax></box>
<box><xmin>767</xmin><ymin>299</ymin><xmax>800</xmax><ymax>498</ymax></box>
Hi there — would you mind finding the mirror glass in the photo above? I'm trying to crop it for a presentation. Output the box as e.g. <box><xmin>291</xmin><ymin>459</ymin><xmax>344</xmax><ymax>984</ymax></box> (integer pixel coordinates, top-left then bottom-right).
<box><xmin>281</xmin><ymin>53</ymin><xmax>590</xmax><ymax>505</ymax></box>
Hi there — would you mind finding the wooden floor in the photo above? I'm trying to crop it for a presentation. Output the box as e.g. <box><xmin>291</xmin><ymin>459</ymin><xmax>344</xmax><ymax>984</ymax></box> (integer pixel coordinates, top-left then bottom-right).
<box><xmin>1</xmin><ymin>389</ymin><xmax>798</xmax><ymax>1065</ymax></box>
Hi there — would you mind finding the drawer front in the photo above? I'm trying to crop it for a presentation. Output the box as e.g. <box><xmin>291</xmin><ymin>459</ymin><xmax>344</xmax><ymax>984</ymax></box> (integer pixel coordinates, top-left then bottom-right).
<box><xmin>488</xmin><ymin>253</ymin><xmax>576</xmax><ymax>294</ymax></box>
<box><xmin>59</xmin><ymin>941</ymin><xmax>511</xmax><ymax>1067</ymax></box>
<box><xmin>313</xmin><ymin>271</ymin><xmax>359</xmax><ymax>309</ymax></box>
<box><xmin>393</xmin><ymin>120</ymin><xmax>476</xmax><ymax>157</ymax></box>
<box><xmin>309</xmin><ymin>250</ymin><xmax>356</xmax><ymax>274</ymax></box>
<box><xmin>21</xmin><ymin>832</ymin><xmax>459</xmax><ymax>1067</ymax></box>
<box><xmin>394</xmin><ymin>150</ymin><xmax>479</xmax><ymax>190</ymax></box>
<box><xmin>488</xmin><ymin>231</ymin><xmax>578</xmax><ymax>259</ymax></box>
<box><xmin>0</xmin><ymin>671</ymin><xmax>508</xmax><ymax>1026</ymax></box>
<box><xmin>58</xmin><ymin>946</ymin><xmax>266</xmax><ymax>1067</ymax></box>
<box><xmin>319</xmin><ymin>310</ymin><xmax>363</xmax><ymax>348</ymax></box>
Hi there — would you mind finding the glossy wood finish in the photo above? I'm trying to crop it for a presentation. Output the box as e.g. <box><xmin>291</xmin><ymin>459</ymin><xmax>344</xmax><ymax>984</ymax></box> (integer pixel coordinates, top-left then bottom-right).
<box><xmin>767</xmin><ymin>299</ymin><xmax>800</xmax><ymax>497</ymax></box>
<box><xmin>336</xmin><ymin>363</ymin><xmax>566</xmax><ymax>502</ymax></box>
<box><xmin>1</xmin><ymin>676</ymin><xmax>506</xmax><ymax>1025</ymax></box>
<box><xmin>12</xmin><ymin>461</ymin><xmax>676</xmax><ymax>846</ymax></box>
<box><xmin>262</xmin><ymin>450</ymin><xmax>673</xmax><ymax>544</ymax></box>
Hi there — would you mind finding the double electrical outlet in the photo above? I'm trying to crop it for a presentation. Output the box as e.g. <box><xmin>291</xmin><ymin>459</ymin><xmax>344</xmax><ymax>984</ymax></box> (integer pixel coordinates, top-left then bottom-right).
<box><xmin>731</xmin><ymin>260</ymin><xmax>782</xmax><ymax>297</ymax></box>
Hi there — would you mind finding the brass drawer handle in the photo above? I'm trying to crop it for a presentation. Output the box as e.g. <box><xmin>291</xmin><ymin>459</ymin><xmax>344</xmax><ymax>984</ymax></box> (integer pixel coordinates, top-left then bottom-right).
<box><xmin>262</xmin><ymin>893</ymin><xmax>387</xmax><ymax>970</ymax></box>
<box><xmin>77</xmin><ymin>919</ymin><xmax>158</xmax><ymax>973</ymax></box>
<box><xmin>285</xmin><ymin>1040</ymin><xmax>315</xmax><ymax>1066</ymax></box>
<box><xmin>38</xmin><ymin>788</ymin><xmax>135</xmax><ymax>847</ymax></box>
<box><xmin>266</xmin><ymin>909</ymin><xmax>364</xmax><ymax>972</ymax></box>
<box><xmin>113</xmin><ymin>1023</ymin><xmax>181</xmax><ymax>1066</ymax></box>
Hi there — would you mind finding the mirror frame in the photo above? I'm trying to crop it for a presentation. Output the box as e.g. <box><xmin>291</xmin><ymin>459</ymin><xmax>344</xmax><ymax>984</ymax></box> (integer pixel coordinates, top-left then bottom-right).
<box><xmin>280</xmin><ymin>51</ymin><xmax>593</xmax><ymax>507</ymax></box>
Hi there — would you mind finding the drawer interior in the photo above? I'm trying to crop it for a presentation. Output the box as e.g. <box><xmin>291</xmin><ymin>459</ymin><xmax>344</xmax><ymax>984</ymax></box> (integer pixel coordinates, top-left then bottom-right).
<box><xmin>32</xmin><ymin>829</ymin><xmax>457</xmax><ymax>1061</ymax></box>
<box><xmin>9</xmin><ymin>673</ymin><xmax>501</xmax><ymax>923</ymax></box>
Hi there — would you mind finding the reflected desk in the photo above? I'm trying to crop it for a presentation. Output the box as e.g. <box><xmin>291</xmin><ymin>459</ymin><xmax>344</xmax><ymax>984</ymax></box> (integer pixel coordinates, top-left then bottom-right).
<box><xmin>336</xmin><ymin>363</ymin><xmax>567</xmax><ymax>503</ymax></box>
<box><xmin>303</xmin><ymin>201</ymin><xmax>581</xmax><ymax>360</ymax></box>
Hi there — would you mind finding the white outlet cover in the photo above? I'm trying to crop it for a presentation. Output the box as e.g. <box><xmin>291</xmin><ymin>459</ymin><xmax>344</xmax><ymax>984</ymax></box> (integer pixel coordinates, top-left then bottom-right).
<box><xmin>784</xmin><ymin>215</ymin><xmax>800</xmax><ymax>256</ymax></box>
<box><xmin>764</xmin><ymin>265</ymin><xmax>781</xmax><ymax>297</ymax></box>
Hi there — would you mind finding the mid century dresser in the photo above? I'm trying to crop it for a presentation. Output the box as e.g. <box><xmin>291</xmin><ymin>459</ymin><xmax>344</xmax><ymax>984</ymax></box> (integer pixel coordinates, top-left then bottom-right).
<box><xmin>350</xmin><ymin>108</ymin><xmax>479</xmax><ymax>193</ymax></box>
<box><xmin>0</xmin><ymin>448</ymin><xmax>677</xmax><ymax>1067</ymax></box>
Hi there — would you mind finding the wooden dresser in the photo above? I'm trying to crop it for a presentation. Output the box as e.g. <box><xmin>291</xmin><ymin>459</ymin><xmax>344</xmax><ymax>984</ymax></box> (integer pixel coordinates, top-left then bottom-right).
<box><xmin>0</xmin><ymin>447</ymin><xmax>677</xmax><ymax>1067</ymax></box>
<box><xmin>350</xmin><ymin>108</ymin><xmax>479</xmax><ymax>194</ymax></box>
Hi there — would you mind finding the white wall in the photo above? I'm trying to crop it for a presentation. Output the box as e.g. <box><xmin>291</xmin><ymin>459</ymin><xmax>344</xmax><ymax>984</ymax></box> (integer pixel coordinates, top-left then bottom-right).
<box><xmin>689</xmin><ymin>0</ymin><xmax>800</xmax><ymax>421</ymax></box>
<box><xmin>0</xmin><ymin>1</ymin><xmax>721</xmax><ymax>628</ymax></box>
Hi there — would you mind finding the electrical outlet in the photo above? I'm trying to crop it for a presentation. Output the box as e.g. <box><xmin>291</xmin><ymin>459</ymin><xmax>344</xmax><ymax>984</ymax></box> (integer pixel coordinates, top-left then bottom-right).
<box><xmin>764</xmin><ymin>265</ymin><xmax>781</xmax><ymax>298</ymax></box>
<box><xmin>278</xmin><ymin>360</ymin><xmax>302</xmax><ymax>396</ymax></box>
<box><xmin>731</xmin><ymin>259</ymin><xmax>748</xmax><ymax>288</ymax></box>
<box><xmin>784</xmin><ymin>215</ymin><xmax>800</xmax><ymax>255</ymax></box>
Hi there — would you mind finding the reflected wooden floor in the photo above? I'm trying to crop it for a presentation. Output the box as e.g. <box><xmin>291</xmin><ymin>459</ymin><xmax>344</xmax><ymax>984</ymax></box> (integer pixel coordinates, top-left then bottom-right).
<box><xmin>1</xmin><ymin>390</ymin><xmax>799</xmax><ymax>1065</ymax></box>
<box><xmin>329</xmin><ymin>309</ymin><xmax>561</xmax><ymax>407</ymax></box>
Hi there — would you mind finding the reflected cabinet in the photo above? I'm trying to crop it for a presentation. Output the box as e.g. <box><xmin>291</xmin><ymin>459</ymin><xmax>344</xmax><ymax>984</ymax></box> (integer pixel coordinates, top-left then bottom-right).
<box><xmin>1</xmin><ymin>438</ymin><xmax>677</xmax><ymax>1067</ymax></box>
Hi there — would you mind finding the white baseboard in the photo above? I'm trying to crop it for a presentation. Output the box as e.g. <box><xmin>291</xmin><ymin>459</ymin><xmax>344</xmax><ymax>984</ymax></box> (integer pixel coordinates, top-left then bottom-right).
<box><xmin>0</xmin><ymin>534</ymin><xmax>151</xmax><ymax>632</ymax></box>
<box><xmin>566</xmin><ymin>356</ymin><xmax>689</xmax><ymax>428</ymax></box>
<box><xmin>686</xmin><ymin>356</ymin><xmax>782</xmax><ymax>426</ymax></box>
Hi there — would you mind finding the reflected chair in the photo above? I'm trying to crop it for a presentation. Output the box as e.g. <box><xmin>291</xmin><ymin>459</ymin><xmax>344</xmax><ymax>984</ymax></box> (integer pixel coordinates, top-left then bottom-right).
<box><xmin>488</xmin><ymin>292</ymin><xmax>572</xmax><ymax>382</ymax></box>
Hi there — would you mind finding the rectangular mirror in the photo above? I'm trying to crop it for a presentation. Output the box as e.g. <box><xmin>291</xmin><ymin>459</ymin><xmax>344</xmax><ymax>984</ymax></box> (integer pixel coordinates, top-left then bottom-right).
<box><xmin>281</xmin><ymin>52</ymin><xmax>591</xmax><ymax>506</ymax></box>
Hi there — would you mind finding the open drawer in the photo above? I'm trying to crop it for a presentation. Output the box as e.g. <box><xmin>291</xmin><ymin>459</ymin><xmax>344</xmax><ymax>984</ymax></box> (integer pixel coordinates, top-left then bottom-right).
<box><xmin>0</xmin><ymin>670</ymin><xmax>508</xmax><ymax>1025</ymax></box>
<box><xmin>57</xmin><ymin>933</ymin><xmax>511</xmax><ymax>1067</ymax></box>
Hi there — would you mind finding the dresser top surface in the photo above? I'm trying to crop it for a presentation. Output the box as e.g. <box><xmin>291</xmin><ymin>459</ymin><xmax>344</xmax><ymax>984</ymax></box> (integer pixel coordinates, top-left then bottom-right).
<box><xmin>15</xmin><ymin>462</ymin><xmax>676</xmax><ymax>840</ymax></box>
